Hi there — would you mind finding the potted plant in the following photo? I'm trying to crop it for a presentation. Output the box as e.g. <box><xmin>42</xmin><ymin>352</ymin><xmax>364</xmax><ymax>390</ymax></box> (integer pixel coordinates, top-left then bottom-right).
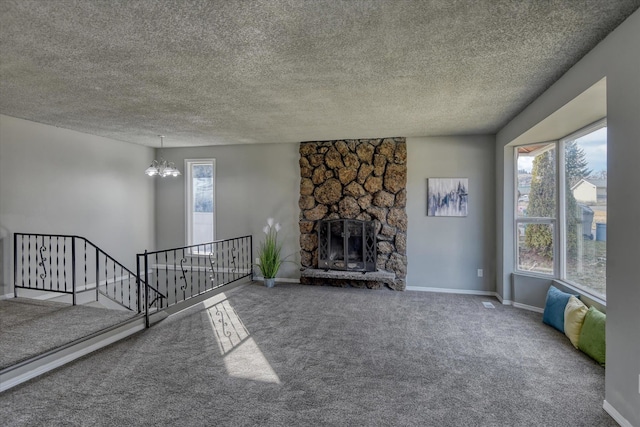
<box><xmin>255</xmin><ymin>218</ymin><xmax>289</xmax><ymax>287</ymax></box>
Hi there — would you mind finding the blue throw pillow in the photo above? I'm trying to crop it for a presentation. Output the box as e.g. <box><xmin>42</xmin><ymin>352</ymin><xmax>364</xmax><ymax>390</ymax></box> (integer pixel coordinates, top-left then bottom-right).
<box><xmin>542</xmin><ymin>286</ymin><xmax>574</xmax><ymax>333</ymax></box>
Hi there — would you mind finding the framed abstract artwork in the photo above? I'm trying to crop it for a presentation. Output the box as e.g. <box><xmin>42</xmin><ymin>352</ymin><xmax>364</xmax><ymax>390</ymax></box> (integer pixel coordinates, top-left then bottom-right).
<box><xmin>427</xmin><ymin>178</ymin><xmax>468</xmax><ymax>217</ymax></box>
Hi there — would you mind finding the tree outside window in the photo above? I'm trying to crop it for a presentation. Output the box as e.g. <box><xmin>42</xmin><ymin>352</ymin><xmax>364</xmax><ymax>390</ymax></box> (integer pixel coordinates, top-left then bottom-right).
<box><xmin>515</xmin><ymin>121</ymin><xmax>607</xmax><ymax>299</ymax></box>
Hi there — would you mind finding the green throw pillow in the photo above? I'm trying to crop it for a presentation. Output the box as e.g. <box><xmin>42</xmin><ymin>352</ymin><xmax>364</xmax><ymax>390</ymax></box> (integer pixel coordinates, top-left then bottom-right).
<box><xmin>578</xmin><ymin>306</ymin><xmax>606</xmax><ymax>366</ymax></box>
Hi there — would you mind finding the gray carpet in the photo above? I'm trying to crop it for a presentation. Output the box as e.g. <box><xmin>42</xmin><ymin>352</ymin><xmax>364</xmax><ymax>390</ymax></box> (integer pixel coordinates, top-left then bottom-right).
<box><xmin>0</xmin><ymin>298</ymin><xmax>136</xmax><ymax>369</ymax></box>
<box><xmin>0</xmin><ymin>284</ymin><xmax>614</xmax><ymax>426</ymax></box>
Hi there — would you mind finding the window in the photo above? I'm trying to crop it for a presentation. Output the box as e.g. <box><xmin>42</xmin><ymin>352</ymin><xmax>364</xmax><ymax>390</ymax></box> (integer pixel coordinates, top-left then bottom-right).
<box><xmin>563</xmin><ymin>125</ymin><xmax>607</xmax><ymax>297</ymax></box>
<box><xmin>186</xmin><ymin>159</ymin><xmax>215</xmax><ymax>249</ymax></box>
<box><xmin>515</xmin><ymin>120</ymin><xmax>607</xmax><ymax>299</ymax></box>
<box><xmin>516</xmin><ymin>142</ymin><xmax>556</xmax><ymax>275</ymax></box>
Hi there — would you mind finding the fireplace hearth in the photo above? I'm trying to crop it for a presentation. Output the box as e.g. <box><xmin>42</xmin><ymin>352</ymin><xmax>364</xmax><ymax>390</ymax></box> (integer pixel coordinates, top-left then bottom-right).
<box><xmin>318</xmin><ymin>219</ymin><xmax>376</xmax><ymax>272</ymax></box>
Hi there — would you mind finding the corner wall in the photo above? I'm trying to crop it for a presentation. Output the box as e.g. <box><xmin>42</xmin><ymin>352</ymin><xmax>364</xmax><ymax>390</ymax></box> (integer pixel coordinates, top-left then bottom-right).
<box><xmin>0</xmin><ymin>115</ymin><xmax>156</xmax><ymax>295</ymax></box>
<box><xmin>496</xmin><ymin>10</ymin><xmax>640</xmax><ymax>426</ymax></box>
<box><xmin>406</xmin><ymin>136</ymin><xmax>496</xmax><ymax>292</ymax></box>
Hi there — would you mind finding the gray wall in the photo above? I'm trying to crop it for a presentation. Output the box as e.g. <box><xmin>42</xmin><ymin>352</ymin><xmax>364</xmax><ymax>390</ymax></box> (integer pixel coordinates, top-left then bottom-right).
<box><xmin>511</xmin><ymin>274</ymin><xmax>552</xmax><ymax>310</ymax></box>
<box><xmin>406</xmin><ymin>136</ymin><xmax>496</xmax><ymax>292</ymax></box>
<box><xmin>0</xmin><ymin>115</ymin><xmax>155</xmax><ymax>295</ymax></box>
<box><xmin>496</xmin><ymin>10</ymin><xmax>640</xmax><ymax>425</ymax></box>
<box><xmin>510</xmin><ymin>275</ymin><xmax>609</xmax><ymax>313</ymax></box>
<box><xmin>154</xmin><ymin>142</ymin><xmax>301</xmax><ymax>280</ymax></box>
<box><xmin>158</xmin><ymin>137</ymin><xmax>499</xmax><ymax>290</ymax></box>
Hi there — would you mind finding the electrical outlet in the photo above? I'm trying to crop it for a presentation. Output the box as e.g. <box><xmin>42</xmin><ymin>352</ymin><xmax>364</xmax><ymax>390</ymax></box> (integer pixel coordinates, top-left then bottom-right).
<box><xmin>255</xmin><ymin>258</ymin><xmax>260</xmax><ymax>264</ymax></box>
<box><xmin>477</xmin><ymin>269</ymin><xmax>483</xmax><ymax>277</ymax></box>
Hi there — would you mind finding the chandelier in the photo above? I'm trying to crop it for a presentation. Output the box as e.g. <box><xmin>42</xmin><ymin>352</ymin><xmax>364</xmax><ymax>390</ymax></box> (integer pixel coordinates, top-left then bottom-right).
<box><xmin>145</xmin><ymin>135</ymin><xmax>181</xmax><ymax>177</ymax></box>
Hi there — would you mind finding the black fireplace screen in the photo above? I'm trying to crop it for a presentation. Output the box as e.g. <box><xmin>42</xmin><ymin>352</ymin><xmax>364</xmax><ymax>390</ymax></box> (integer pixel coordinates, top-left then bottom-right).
<box><xmin>317</xmin><ymin>219</ymin><xmax>376</xmax><ymax>272</ymax></box>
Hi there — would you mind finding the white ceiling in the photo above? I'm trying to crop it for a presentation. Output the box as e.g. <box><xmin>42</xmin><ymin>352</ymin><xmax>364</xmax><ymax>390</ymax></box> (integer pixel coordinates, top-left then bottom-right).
<box><xmin>1</xmin><ymin>1</ymin><xmax>638</xmax><ymax>148</ymax></box>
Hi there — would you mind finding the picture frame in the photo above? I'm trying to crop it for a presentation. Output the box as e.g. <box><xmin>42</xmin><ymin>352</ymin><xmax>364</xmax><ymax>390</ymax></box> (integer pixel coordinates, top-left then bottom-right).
<box><xmin>427</xmin><ymin>178</ymin><xmax>468</xmax><ymax>217</ymax></box>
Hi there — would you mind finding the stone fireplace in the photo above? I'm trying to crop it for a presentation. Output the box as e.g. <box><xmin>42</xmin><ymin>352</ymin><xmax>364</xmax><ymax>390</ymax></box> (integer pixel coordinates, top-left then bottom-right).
<box><xmin>298</xmin><ymin>138</ymin><xmax>407</xmax><ymax>290</ymax></box>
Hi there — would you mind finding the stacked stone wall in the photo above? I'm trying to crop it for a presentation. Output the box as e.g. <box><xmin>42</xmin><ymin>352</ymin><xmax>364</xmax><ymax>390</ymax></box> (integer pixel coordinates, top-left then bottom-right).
<box><xmin>298</xmin><ymin>138</ymin><xmax>407</xmax><ymax>290</ymax></box>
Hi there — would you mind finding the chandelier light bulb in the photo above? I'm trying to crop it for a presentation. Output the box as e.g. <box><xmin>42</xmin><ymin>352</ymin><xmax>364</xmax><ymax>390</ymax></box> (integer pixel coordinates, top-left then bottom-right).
<box><xmin>145</xmin><ymin>136</ymin><xmax>181</xmax><ymax>177</ymax></box>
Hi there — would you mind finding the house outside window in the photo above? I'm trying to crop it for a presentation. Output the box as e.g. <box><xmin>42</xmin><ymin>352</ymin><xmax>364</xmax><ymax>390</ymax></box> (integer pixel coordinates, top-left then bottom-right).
<box><xmin>515</xmin><ymin>120</ymin><xmax>607</xmax><ymax>299</ymax></box>
<box><xmin>186</xmin><ymin>159</ymin><xmax>215</xmax><ymax>250</ymax></box>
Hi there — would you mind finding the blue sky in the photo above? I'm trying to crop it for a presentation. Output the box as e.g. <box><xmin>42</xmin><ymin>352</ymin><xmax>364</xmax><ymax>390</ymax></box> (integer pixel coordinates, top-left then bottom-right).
<box><xmin>576</xmin><ymin>127</ymin><xmax>607</xmax><ymax>175</ymax></box>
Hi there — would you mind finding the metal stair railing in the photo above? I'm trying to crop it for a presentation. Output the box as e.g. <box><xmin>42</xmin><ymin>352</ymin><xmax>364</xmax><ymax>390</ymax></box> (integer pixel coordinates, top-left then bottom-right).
<box><xmin>13</xmin><ymin>233</ymin><xmax>165</xmax><ymax>313</ymax></box>
<box><xmin>137</xmin><ymin>235</ymin><xmax>252</xmax><ymax>327</ymax></box>
<box><xmin>13</xmin><ymin>233</ymin><xmax>250</xmax><ymax>329</ymax></box>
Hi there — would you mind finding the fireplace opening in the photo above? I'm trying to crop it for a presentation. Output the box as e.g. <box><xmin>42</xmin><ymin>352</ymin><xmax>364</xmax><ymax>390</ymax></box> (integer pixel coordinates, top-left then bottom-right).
<box><xmin>318</xmin><ymin>219</ymin><xmax>376</xmax><ymax>272</ymax></box>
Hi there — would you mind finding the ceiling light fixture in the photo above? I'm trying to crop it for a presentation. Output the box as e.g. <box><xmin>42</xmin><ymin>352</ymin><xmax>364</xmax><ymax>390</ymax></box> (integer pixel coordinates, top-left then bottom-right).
<box><xmin>145</xmin><ymin>135</ymin><xmax>181</xmax><ymax>177</ymax></box>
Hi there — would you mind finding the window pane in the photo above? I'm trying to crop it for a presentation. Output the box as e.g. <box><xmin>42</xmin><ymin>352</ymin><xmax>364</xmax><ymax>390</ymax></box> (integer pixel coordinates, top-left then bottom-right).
<box><xmin>191</xmin><ymin>163</ymin><xmax>214</xmax><ymax>246</ymax></box>
<box><xmin>193</xmin><ymin>165</ymin><xmax>213</xmax><ymax>213</ymax></box>
<box><xmin>564</xmin><ymin>127</ymin><xmax>606</xmax><ymax>297</ymax></box>
<box><xmin>517</xmin><ymin>222</ymin><xmax>554</xmax><ymax>274</ymax></box>
<box><xmin>517</xmin><ymin>143</ymin><xmax>556</xmax><ymax>218</ymax></box>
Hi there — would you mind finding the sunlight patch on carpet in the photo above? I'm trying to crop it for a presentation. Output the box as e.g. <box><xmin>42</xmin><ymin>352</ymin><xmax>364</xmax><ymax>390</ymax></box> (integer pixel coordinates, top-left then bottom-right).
<box><xmin>206</xmin><ymin>298</ymin><xmax>280</xmax><ymax>384</ymax></box>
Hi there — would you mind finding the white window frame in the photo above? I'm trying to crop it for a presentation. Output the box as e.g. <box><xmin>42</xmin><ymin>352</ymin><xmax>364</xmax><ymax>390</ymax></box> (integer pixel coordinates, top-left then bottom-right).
<box><xmin>514</xmin><ymin>141</ymin><xmax>558</xmax><ymax>278</ymax></box>
<box><xmin>557</xmin><ymin>118</ymin><xmax>607</xmax><ymax>294</ymax></box>
<box><xmin>185</xmin><ymin>159</ymin><xmax>216</xmax><ymax>253</ymax></box>
<box><xmin>513</xmin><ymin>118</ymin><xmax>607</xmax><ymax>298</ymax></box>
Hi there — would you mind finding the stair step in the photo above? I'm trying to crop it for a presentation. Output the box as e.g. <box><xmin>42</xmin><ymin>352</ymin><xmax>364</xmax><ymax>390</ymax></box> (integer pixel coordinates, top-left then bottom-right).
<box><xmin>0</xmin><ymin>315</ymin><xmax>148</xmax><ymax>392</ymax></box>
<box><xmin>1</xmin><ymin>282</ymin><xmax>245</xmax><ymax>391</ymax></box>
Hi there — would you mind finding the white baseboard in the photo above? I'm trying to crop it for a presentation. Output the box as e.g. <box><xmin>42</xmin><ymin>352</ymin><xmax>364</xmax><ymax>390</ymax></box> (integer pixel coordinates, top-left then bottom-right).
<box><xmin>254</xmin><ymin>276</ymin><xmax>300</xmax><ymax>284</ymax></box>
<box><xmin>603</xmin><ymin>400</ymin><xmax>633</xmax><ymax>427</ymax></box>
<box><xmin>494</xmin><ymin>293</ymin><xmax>513</xmax><ymax>305</ymax></box>
<box><xmin>512</xmin><ymin>302</ymin><xmax>545</xmax><ymax>313</ymax></box>
<box><xmin>405</xmin><ymin>286</ymin><xmax>498</xmax><ymax>298</ymax></box>
<box><xmin>0</xmin><ymin>292</ymin><xmax>15</xmax><ymax>300</ymax></box>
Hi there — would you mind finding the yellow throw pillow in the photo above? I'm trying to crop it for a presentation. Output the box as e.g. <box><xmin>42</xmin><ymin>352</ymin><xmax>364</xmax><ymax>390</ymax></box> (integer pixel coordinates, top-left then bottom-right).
<box><xmin>564</xmin><ymin>296</ymin><xmax>588</xmax><ymax>348</ymax></box>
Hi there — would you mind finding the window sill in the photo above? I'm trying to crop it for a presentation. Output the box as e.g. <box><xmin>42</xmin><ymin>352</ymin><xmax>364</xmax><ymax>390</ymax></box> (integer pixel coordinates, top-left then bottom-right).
<box><xmin>552</xmin><ymin>279</ymin><xmax>606</xmax><ymax>308</ymax></box>
<box><xmin>514</xmin><ymin>269</ymin><xmax>554</xmax><ymax>281</ymax></box>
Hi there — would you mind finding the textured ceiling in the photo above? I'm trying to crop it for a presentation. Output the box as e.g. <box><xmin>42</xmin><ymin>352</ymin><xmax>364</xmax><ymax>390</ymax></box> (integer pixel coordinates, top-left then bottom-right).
<box><xmin>1</xmin><ymin>1</ymin><xmax>638</xmax><ymax>148</ymax></box>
